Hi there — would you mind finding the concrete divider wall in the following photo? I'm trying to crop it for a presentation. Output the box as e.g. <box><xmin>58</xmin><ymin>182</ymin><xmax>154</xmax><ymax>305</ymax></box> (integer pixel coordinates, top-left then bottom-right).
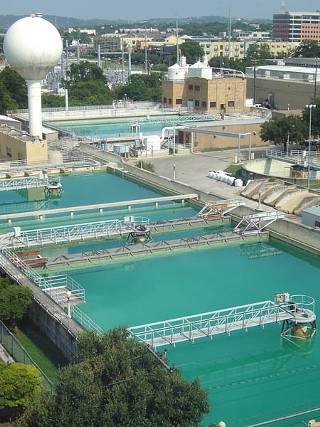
<box><xmin>26</xmin><ymin>300</ymin><xmax>78</xmax><ymax>362</ymax></box>
<box><xmin>231</xmin><ymin>204</ymin><xmax>320</xmax><ymax>254</ymax></box>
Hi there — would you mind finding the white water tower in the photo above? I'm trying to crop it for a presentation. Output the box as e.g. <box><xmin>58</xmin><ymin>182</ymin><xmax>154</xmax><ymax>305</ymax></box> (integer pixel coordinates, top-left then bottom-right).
<box><xmin>4</xmin><ymin>13</ymin><xmax>63</xmax><ymax>139</ymax></box>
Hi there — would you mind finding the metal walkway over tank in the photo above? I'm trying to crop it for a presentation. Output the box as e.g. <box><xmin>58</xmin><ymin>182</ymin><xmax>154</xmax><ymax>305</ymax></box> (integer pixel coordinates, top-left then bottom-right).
<box><xmin>0</xmin><ymin>174</ymin><xmax>59</xmax><ymax>192</ymax></box>
<box><xmin>46</xmin><ymin>230</ymin><xmax>267</xmax><ymax>268</ymax></box>
<box><xmin>197</xmin><ymin>199</ymin><xmax>245</xmax><ymax>219</ymax></box>
<box><xmin>233</xmin><ymin>211</ymin><xmax>285</xmax><ymax>235</ymax></box>
<box><xmin>128</xmin><ymin>293</ymin><xmax>316</xmax><ymax>348</ymax></box>
<box><xmin>0</xmin><ymin>216</ymin><xmax>150</xmax><ymax>249</ymax></box>
<box><xmin>0</xmin><ymin>247</ymin><xmax>85</xmax><ymax>308</ymax></box>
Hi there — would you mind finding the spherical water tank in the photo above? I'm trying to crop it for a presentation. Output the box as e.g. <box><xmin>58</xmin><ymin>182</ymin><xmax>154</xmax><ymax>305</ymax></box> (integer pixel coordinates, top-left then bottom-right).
<box><xmin>4</xmin><ymin>13</ymin><xmax>63</xmax><ymax>81</ymax></box>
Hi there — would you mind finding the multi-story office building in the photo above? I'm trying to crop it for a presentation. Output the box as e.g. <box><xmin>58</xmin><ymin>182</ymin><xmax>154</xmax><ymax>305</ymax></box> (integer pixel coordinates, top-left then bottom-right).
<box><xmin>273</xmin><ymin>11</ymin><xmax>320</xmax><ymax>42</ymax></box>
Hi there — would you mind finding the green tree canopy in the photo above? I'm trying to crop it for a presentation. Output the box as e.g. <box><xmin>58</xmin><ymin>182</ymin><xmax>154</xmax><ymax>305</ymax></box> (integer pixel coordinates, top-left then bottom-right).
<box><xmin>209</xmin><ymin>56</ymin><xmax>246</xmax><ymax>72</ymax></box>
<box><xmin>61</xmin><ymin>61</ymin><xmax>112</xmax><ymax>106</ymax></box>
<box><xmin>260</xmin><ymin>115</ymin><xmax>308</xmax><ymax>151</ymax></box>
<box><xmin>0</xmin><ymin>66</ymin><xmax>27</xmax><ymax>113</ymax></box>
<box><xmin>245</xmin><ymin>43</ymin><xmax>272</xmax><ymax>65</ymax></box>
<box><xmin>18</xmin><ymin>327</ymin><xmax>210</xmax><ymax>427</ymax></box>
<box><xmin>179</xmin><ymin>39</ymin><xmax>205</xmax><ymax>64</ymax></box>
<box><xmin>0</xmin><ymin>363</ymin><xmax>41</xmax><ymax>415</ymax></box>
<box><xmin>117</xmin><ymin>73</ymin><xmax>163</xmax><ymax>102</ymax></box>
<box><xmin>64</xmin><ymin>61</ymin><xmax>105</xmax><ymax>84</ymax></box>
<box><xmin>0</xmin><ymin>277</ymin><xmax>32</xmax><ymax>329</ymax></box>
<box><xmin>293</xmin><ymin>40</ymin><xmax>320</xmax><ymax>58</ymax></box>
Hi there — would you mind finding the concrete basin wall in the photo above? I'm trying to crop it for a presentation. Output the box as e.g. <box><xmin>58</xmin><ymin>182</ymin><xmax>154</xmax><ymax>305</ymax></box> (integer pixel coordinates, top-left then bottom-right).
<box><xmin>244</xmin><ymin>158</ymin><xmax>291</xmax><ymax>178</ymax></box>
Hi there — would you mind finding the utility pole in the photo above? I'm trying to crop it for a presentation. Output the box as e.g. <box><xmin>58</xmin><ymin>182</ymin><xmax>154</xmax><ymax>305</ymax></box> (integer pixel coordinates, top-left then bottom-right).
<box><xmin>176</xmin><ymin>17</ymin><xmax>179</xmax><ymax>64</ymax></box>
<box><xmin>314</xmin><ymin>59</ymin><xmax>318</xmax><ymax>102</ymax></box>
<box><xmin>144</xmin><ymin>25</ymin><xmax>148</xmax><ymax>74</ymax></box>
<box><xmin>228</xmin><ymin>8</ymin><xmax>231</xmax><ymax>60</ymax></box>
<box><xmin>253</xmin><ymin>59</ymin><xmax>257</xmax><ymax>104</ymax></box>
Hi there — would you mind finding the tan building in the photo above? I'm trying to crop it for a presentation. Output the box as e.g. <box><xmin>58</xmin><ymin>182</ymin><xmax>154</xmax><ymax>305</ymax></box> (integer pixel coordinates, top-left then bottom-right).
<box><xmin>0</xmin><ymin>125</ymin><xmax>48</xmax><ymax>164</ymax></box>
<box><xmin>199</xmin><ymin>40</ymin><xmax>245</xmax><ymax>60</ymax></box>
<box><xmin>162</xmin><ymin>57</ymin><xmax>246</xmax><ymax>114</ymax></box>
<box><xmin>178</xmin><ymin>119</ymin><xmax>266</xmax><ymax>152</ymax></box>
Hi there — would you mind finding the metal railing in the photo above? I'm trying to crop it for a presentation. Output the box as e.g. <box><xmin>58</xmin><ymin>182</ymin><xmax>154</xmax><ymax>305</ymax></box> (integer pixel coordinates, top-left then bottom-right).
<box><xmin>71</xmin><ymin>305</ymin><xmax>104</xmax><ymax>336</ymax></box>
<box><xmin>0</xmin><ymin>248</ymin><xmax>85</xmax><ymax>305</ymax></box>
<box><xmin>0</xmin><ymin>320</ymin><xmax>54</xmax><ymax>393</ymax></box>
<box><xmin>128</xmin><ymin>295</ymin><xmax>315</xmax><ymax>348</ymax></box>
<box><xmin>266</xmin><ymin>149</ymin><xmax>320</xmax><ymax>170</ymax></box>
<box><xmin>0</xmin><ymin>217</ymin><xmax>150</xmax><ymax>249</ymax></box>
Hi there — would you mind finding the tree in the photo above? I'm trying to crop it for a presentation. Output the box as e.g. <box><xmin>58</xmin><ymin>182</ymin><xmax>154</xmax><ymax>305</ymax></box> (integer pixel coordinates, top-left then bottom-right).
<box><xmin>18</xmin><ymin>327</ymin><xmax>210</xmax><ymax>427</ymax></box>
<box><xmin>0</xmin><ymin>276</ymin><xmax>33</xmax><ymax>329</ymax></box>
<box><xmin>260</xmin><ymin>115</ymin><xmax>308</xmax><ymax>152</ymax></box>
<box><xmin>0</xmin><ymin>66</ymin><xmax>27</xmax><ymax>112</ymax></box>
<box><xmin>0</xmin><ymin>363</ymin><xmax>41</xmax><ymax>420</ymax></box>
<box><xmin>117</xmin><ymin>73</ymin><xmax>163</xmax><ymax>102</ymax></box>
<box><xmin>209</xmin><ymin>56</ymin><xmax>246</xmax><ymax>72</ymax></box>
<box><xmin>179</xmin><ymin>40</ymin><xmax>205</xmax><ymax>64</ymax></box>
<box><xmin>41</xmin><ymin>93</ymin><xmax>65</xmax><ymax>109</ymax></box>
<box><xmin>68</xmin><ymin>80</ymin><xmax>113</xmax><ymax>106</ymax></box>
<box><xmin>64</xmin><ymin>61</ymin><xmax>105</xmax><ymax>85</ymax></box>
<box><xmin>245</xmin><ymin>43</ymin><xmax>272</xmax><ymax>65</ymax></box>
<box><xmin>293</xmin><ymin>40</ymin><xmax>320</xmax><ymax>58</ymax></box>
<box><xmin>61</xmin><ymin>61</ymin><xmax>113</xmax><ymax>106</ymax></box>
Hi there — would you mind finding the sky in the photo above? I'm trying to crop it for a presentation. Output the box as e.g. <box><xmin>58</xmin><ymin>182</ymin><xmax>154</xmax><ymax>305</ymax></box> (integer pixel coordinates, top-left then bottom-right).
<box><xmin>2</xmin><ymin>0</ymin><xmax>320</xmax><ymax>21</ymax></box>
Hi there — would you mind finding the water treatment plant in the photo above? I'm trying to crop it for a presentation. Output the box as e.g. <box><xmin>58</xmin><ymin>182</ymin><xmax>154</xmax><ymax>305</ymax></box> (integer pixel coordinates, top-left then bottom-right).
<box><xmin>1</xmin><ymin>12</ymin><xmax>320</xmax><ymax>427</ymax></box>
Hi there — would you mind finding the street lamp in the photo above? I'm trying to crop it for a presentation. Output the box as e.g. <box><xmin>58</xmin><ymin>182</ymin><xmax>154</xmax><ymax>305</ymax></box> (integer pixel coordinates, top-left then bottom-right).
<box><xmin>306</xmin><ymin>104</ymin><xmax>316</xmax><ymax>189</ymax></box>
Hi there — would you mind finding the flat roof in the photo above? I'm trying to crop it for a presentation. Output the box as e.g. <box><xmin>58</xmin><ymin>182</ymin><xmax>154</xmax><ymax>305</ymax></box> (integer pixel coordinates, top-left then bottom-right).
<box><xmin>302</xmin><ymin>205</ymin><xmax>320</xmax><ymax>216</ymax></box>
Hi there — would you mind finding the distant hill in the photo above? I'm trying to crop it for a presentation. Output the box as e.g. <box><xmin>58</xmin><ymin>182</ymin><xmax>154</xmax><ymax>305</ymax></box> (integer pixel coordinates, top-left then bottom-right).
<box><xmin>0</xmin><ymin>14</ymin><xmax>271</xmax><ymax>32</ymax></box>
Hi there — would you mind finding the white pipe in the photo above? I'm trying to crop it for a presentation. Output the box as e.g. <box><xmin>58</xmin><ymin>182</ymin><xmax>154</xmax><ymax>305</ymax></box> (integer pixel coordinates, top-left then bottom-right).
<box><xmin>160</xmin><ymin>125</ymin><xmax>184</xmax><ymax>143</ymax></box>
<box><xmin>26</xmin><ymin>80</ymin><xmax>42</xmax><ymax>139</ymax></box>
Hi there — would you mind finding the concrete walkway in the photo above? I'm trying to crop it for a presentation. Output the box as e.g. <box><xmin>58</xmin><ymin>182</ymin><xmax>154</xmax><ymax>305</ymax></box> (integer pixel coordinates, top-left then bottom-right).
<box><xmin>128</xmin><ymin>149</ymin><xmax>267</xmax><ymax>211</ymax></box>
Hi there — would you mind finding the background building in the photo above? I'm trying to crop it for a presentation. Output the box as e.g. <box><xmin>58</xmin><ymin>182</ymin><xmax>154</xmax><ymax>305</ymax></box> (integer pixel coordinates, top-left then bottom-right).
<box><xmin>162</xmin><ymin>56</ymin><xmax>246</xmax><ymax>114</ymax></box>
<box><xmin>273</xmin><ymin>11</ymin><xmax>320</xmax><ymax>42</ymax></box>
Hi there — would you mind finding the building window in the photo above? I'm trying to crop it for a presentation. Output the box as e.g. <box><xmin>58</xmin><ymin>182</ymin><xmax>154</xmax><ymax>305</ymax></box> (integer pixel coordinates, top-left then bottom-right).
<box><xmin>195</xmin><ymin>85</ymin><xmax>200</xmax><ymax>91</ymax></box>
<box><xmin>228</xmin><ymin>101</ymin><xmax>235</xmax><ymax>107</ymax></box>
<box><xmin>6</xmin><ymin>147</ymin><xmax>12</xmax><ymax>158</ymax></box>
<box><xmin>163</xmin><ymin>97</ymin><xmax>167</xmax><ymax>103</ymax></box>
<box><xmin>210</xmin><ymin>101</ymin><xmax>217</xmax><ymax>108</ymax></box>
<box><xmin>168</xmin><ymin>98</ymin><xmax>172</xmax><ymax>105</ymax></box>
<box><xmin>195</xmin><ymin>100</ymin><xmax>200</xmax><ymax>107</ymax></box>
<box><xmin>202</xmin><ymin>101</ymin><xmax>207</xmax><ymax>108</ymax></box>
<box><xmin>188</xmin><ymin>84</ymin><xmax>193</xmax><ymax>90</ymax></box>
<box><xmin>176</xmin><ymin>98</ymin><xmax>182</xmax><ymax>105</ymax></box>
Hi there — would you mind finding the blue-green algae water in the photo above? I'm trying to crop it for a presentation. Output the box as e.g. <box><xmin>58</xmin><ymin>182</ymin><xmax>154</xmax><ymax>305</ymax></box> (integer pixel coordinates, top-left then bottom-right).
<box><xmin>58</xmin><ymin>238</ymin><xmax>320</xmax><ymax>427</ymax></box>
<box><xmin>3</xmin><ymin>171</ymin><xmax>320</xmax><ymax>426</ymax></box>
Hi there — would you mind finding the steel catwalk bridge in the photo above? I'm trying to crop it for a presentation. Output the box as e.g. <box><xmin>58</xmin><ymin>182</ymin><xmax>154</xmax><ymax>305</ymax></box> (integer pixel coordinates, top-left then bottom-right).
<box><xmin>0</xmin><ymin>175</ymin><xmax>55</xmax><ymax>192</ymax></box>
<box><xmin>128</xmin><ymin>295</ymin><xmax>316</xmax><ymax>348</ymax></box>
<box><xmin>0</xmin><ymin>247</ymin><xmax>85</xmax><ymax>308</ymax></box>
<box><xmin>0</xmin><ymin>216</ymin><xmax>150</xmax><ymax>249</ymax></box>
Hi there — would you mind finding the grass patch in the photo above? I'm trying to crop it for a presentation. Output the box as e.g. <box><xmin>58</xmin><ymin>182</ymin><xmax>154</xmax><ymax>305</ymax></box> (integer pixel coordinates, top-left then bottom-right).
<box><xmin>15</xmin><ymin>320</ymin><xmax>68</xmax><ymax>384</ymax></box>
